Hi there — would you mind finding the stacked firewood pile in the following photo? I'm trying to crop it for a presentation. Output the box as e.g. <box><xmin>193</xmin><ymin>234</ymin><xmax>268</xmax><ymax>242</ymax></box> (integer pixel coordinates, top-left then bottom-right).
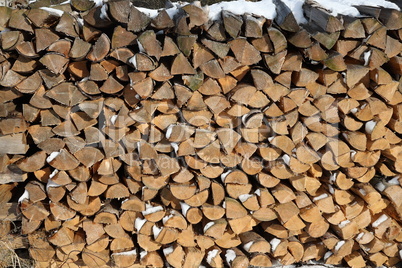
<box><xmin>0</xmin><ymin>0</ymin><xmax>402</xmax><ymax>266</ymax></box>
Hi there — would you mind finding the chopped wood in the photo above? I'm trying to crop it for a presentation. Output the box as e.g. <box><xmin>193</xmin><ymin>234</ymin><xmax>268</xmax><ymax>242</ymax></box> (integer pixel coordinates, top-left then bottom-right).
<box><xmin>0</xmin><ymin>1</ymin><xmax>401</xmax><ymax>266</ymax></box>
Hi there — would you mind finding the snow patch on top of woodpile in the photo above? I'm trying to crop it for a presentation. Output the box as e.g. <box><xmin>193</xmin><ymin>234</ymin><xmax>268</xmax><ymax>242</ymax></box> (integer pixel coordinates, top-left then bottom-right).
<box><xmin>91</xmin><ymin>0</ymin><xmax>401</xmax><ymax>25</ymax></box>
<box><xmin>313</xmin><ymin>0</ymin><xmax>399</xmax><ymax>16</ymax></box>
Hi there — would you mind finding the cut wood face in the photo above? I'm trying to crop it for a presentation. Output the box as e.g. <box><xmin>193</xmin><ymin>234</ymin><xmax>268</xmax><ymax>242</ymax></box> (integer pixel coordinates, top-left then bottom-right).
<box><xmin>1</xmin><ymin>0</ymin><xmax>402</xmax><ymax>267</ymax></box>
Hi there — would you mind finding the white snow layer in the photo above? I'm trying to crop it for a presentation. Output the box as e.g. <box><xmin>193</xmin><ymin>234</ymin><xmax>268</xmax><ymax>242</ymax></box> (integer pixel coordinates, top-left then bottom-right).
<box><xmin>135</xmin><ymin>217</ymin><xmax>147</xmax><ymax>231</ymax></box>
<box><xmin>152</xmin><ymin>225</ymin><xmax>162</xmax><ymax>240</ymax></box>
<box><xmin>129</xmin><ymin>55</ymin><xmax>137</xmax><ymax>69</ymax></box>
<box><xmin>180</xmin><ymin>202</ymin><xmax>191</xmax><ymax>217</ymax></box>
<box><xmin>254</xmin><ymin>189</ymin><xmax>261</xmax><ymax>196</ymax></box>
<box><xmin>49</xmin><ymin>169</ymin><xmax>59</xmax><ymax>179</ymax></box>
<box><xmin>365</xmin><ymin>120</ymin><xmax>376</xmax><ymax>134</ymax></box>
<box><xmin>225</xmin><ymin>249</ymin><xmax>236</xmax><ymax>263</ymax></box>
<box><xmin>165</xmin><ymin>125</ymin><xmax>174</xmax><ymax>139</ymax></box>
<box><xmin>313</xmin><ymin>193</ymin><xmax>328</xmax><ymax>202</ymax></box>
<box><xmin>243</xmin><ymin>241</ymin><xmax>254</xmax><ymax>251</ymax></box>
<box><xmin>204</xmin><ymin>221</ymin><xmax>215</xmax><ymax>233</ymax></box>
<box><xmin>90</xmin><ymin>0</ymin><xmax>400</xmax><ymax>27</ymax></box>
<box><xmin>313</xmin><ymin>0</ymin><xmax>399</xmax><ymax>17</ymax></box>
<box><xmin>363</xmin><ymin>50</ymin><xmax>371</xmax><ymax>66</ymax></box>
<box><xmin>163</xmin><ymin>246</ymin><xmax>174</xmax><ymax>256</ymax></box>
<box><xmin>40</xmin><ymin>7</ymin><xmax>64</xmax><ymax>16</ymax></box>
<box><xmin>372</xmin><ymin>214</ymin><xmax>388</xmax><ymax>227</ymax></box>
<box><xmin>388</xmin><ymin>176</ymin><xmax>400</xmax><ymax>185</ymax></box>
<box><xmin>220</xmin><ymin>170</ymin><xmax>232</xmax><ymax>183</ymax></box>
<box><xmin>270</xmin><ymin>238</ymin><xmax>281</xmax><ymax>252</ymax></box>
<box><xmin>100</xmin><ymin>4</ymin><xmax>110</xmax><ymax>20</ymax></box>
<box><xmin>140</xmin><ymin>251</ymin><xmax>148</xmax><ymax>259</ymax></box>
<box><xmin>206</xmin><ymin>249</ymin><xmax>220</xmax><ymax>264</ymax></box>
<box><xmin>142</xmin><ymin>204</ymin><xmax>163</xmax><ymax>215</ymax></box>
<box><xmin>338</xmin><ymin>220</ymin><xmax>350</xmax><ymax>228</ymax></box>
<box><xmin>46</xmin><ymin>178</ymin><xmax>61</xmax><ymax>191</ymax></box>
<box><xmin>239</xmin><ymin>194</ymin><xmax>253</xmax><ymax>202</ymax></box>
<box><xmin>375</xmin><ymin>182</ymin><xmax>386</xmax><ymax>192</ymax></box>
<box><xmin>209</xmin><ymin>0</ymin><xmax>275</xmax><ymax>20</ymax></box>
<box><xmin>110</xmin><ymin>115</ymin><xmax>118</xmax><ymax>125</ymax></box>
<box><xmin>112</xmin><ymin>249</ymin><xmax>137</xmax><ymax>256</ymax></box>
<box><xmin>91</xmin><ymin>0</ymin><xmax>103</xmax><ymax>7</ymax></box>
<box><xmin>46</xmin><ymin>151</ymin><xmax>60</xmax><ymax>163</ymax></box>
<box><xmin>282</xmin><ymin>0</ymin><xmax>306</xmax><ymax>24</ymax></box>
<box><xmin>18</xmin><ymin>190</ymin><xmax>30</xmax><ymax>203</ymax></box>
<box><xmin>334</xmin><ymin>240</ymin><xmax>345</xmax><ymax>252</ymax></box>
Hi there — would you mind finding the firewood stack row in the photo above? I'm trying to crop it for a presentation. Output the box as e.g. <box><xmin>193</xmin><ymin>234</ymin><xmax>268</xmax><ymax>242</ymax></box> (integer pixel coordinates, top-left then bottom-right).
<box><xmin>0</xmin><ymin>0</ymin><xmax>402</xmax><ymax>267</ymax></box>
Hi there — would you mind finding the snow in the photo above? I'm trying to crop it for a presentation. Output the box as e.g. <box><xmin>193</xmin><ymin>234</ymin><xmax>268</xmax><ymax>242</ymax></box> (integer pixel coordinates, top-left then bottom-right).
<box><xmin>49</xmin><ymin>169</ymin><xmax>59</xmax><ymax>179</ymax></box>
<box><xmin>338</xmin><ymin>220</ymin><xmax>350</xmax><ymax>228</ymax></box>
<box><xmin>243</xmin><ymin>241</ymin><xmax>254</xmax><ymax>251</ymax></box>
<box><xmin>91</xmin><ymin>0</ymin><xmax>103</xmax><ymax>7</ymax></box>
<box><xmin>254</xmin><ymin>189</ymin><xmax>261</xmax><ymax>196</ymax></box>
<box><xmin>166</xmin><ymin>4</ymin><xmax>182</xmax><ymax>19</ymax></box>
<box><xmin>222</xmin><ymin>201</ymin><xmax>226</xmax><ymax>208</ymax></box>
<box><xmin>282</xmin><ymin>154</ymin><xmax>290</xmax><ymax>165</ymax></box>
<box><xmin>313</xmin><ymin>193</ymin><xmax>328</xmax><ymax>202</ymax></box>
<box><xmin>225</xmin><ymin>249</ymin><xmax>236</xmax><ymax>263</ymax></box>
<box><xmin>324</xmin><ymin>251</ymin><xmax>333</xmax><ymax>260</ymax></box>
<box><xmin>350</xmin><ymin>150</ymin><xmax>356</xmax><ymax>160</ymax></box>
<box><xmin>270</xmin><ymin>238</ymin><xmax>281</xmax><ymax>252</ymax></box>
<box><xmin>204</xmin><ymin>221</ymin><xmax>215</xmax><ymax>233</ymax></box>
<box><xmin>363</xmin><ymin>50</ymin><xmax>371</xmax><ymax>66</ymax></box>
<box><xmin>18</xmin><ymin>190</ymin><xmax>29</xmax><ymax>203</ymax></box>
<box><xmin>400</xmin><ymin>249</ymin><xmax>402</xmax><ymax>259</ymax></box>
<box><xmin>162</xmin><ymin>213</ymin><xmax>174</xmax><ymax>224</ymax></box>
<box><xmin>137</xmin><ymin>7</ymin><xmax>159</xmax><ymax>18</ymax></box>
<box><xmin>180</xmin><ymin>202</ymin><xmax>190</xmax><ymax>216</ymax></box>
<box><xmin>46</xmin><ymin>178</ymin><xmax>61</xmax><ymax>191</ymax></box>
<box><xmin>137</xmin><ymin>40</ymin><xmax>145</xmax><ymax>53</ymax></box>
<box><xmin>375</xmin><ymin>182</ymin><xmax>386</xmax><ymax>192</ymax></box>
<box><xmin>388</xmin><ymin>176</ymin><xmax>400</xmax><ymax>185</ymax></box>
<box><xmin>365</xmin><ymin>120</ymin><xmax>376</xmax><ymax>134</ymax></box>
<box><xmin>142</xmin><ymin>204</ymin><xmax>164</xmax><ymax>215</ymax></box>
<box><xmin>100</xmin><ymin>4</ymin><xmax>110</xmax><ymax>20</ymax></box>
<box><xmin>206</xmin><ymin>249</ymin><xmax>220</xmax><ymax>264</ymax></box>
<box><xmin>356</xmin><ymin>232</ymin><xmax>364</xmax><ymax>241</ymax></box>
<box><xmin>46</xmin><ymin>151</ymin><xmax>60</xmax><ymax>163</ymax></box>
<box><xmin>220</xmin><ymin>170</ymin><xmax>232</xmax><ymax>183</ymax></box>
<box><xmin>334</xmin><ymin>240</ymin><xmax>345</xmax><ymax>252</ymax></box>
<box><xmin>152</xmin><ymin>225</ymin><xmax>162</xmax><ymax>240</ymax></box>
<box><xmin>40</xmin><ymin>7</ymin><xmax>64</xmax><ymax>16</ymax></box>
<box><xmin>166</xmin><ymin>125</ymin><xmax>174</xmax><ymax>139</ymax></box>
<box><xmin>163</xmin><ymin>246</ymin><xmax>174</xmax><ymax>256</ymax></box>
<box><xmin>359</xmin><ymin>188</ymin><xmax>366</xmax><ymax>196</ymax></box>
<box><xmin>170</xmin><ymin>143</ymin><xmax>179</xmax><ymax>153</ymax></box>
<box><xmin>140</xmin><ymin>251</ymin><xmax>147</xmax><ymax>259</ymax></box>
<box><xmin>110</xmin><ymin>115</ymin><xmax>118</xmax><ymax>125</ymax></box>
<box><xmin>328</xmin><ymin>185</ymin><xmax>334</xmax><ymax>195</ymax></box>
<box><xmin>282</xmin><ymin>0</ymin><xmax>306</xmax><ymax>24</ymax></box>
<box><xmin>372</xmin><ymin>214</ymin><xmax>388</xmax><ymax>227</ymax></box>
<box><xmin>112</xmin><ymin>249</ymin><xmax>137</xmax><ymax>256</ymax></box>
<box><xmin>135</xmin><ymin>217</ymin><xmax>147</xmax><ymax>231</ymax></box>
<box><xmin>82</xmin><ymin>0</ymin><xmax>399</xmax><ymax>30</ymax></box>
<box><xmin>350</xmin><ymin>107</ymin><xmax>358</xmax><ymax>114</ymax></box>
<box><xmin>129</xmin><ymin>55</ymin><xmax>137</xmax><ymax>69</ymax></box>
<box><xmin>313</xmin><ymin>0</ymin><xmax>398</xmax><ymax>17</ymax></box>
<box><xmin>239</xmin><ymin>194</ymin><xmax>253</xmax><ymax>202</ymax></box>
<box><xmin>329</xmin><ymin>173</ymin><xmax>337</xmax><ymax>183</ymax></box>
<box><xmin>208</xmin><ymin>0</ymin><xmax>276</xmax><ymax>21</ymax></box>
